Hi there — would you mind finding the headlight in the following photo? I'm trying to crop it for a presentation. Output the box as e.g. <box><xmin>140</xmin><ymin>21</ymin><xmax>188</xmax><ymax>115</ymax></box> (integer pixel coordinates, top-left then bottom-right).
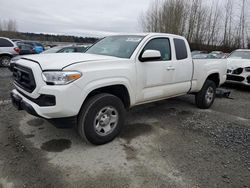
<box><xmin>245</xmin><ymin>67</ymin><xmax>250</xmax><ymax>72</ymax></box>
<box><xmin>42</xmin><ymin>71</ymin><xmax>82</xmax><ymax>85</ymax></box>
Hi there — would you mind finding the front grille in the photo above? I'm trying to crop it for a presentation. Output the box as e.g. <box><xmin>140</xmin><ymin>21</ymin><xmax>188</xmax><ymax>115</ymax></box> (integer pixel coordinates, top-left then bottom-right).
<box><xmin>227</xmin><ymin>75</ymin><xmax>245</xmax><ymax>82</ymax></box>
<box><xmin>13</xmin><ymin>64</ymin><xmax>36</xmax><ymax>93</ymax></box>
<box><xmin>247</xmin><ymin>76</ymin><xmax>250</xmax><ymax>84</ymax></box>
<box><xmin>227</xmin><ymin>68</ymin><xmax>243</xmax><ymax>75</ymax></box>
<box><xmin>233</xmin><ymin>68</ymin><xmax>243</xmax><ymax>74</ymax></box>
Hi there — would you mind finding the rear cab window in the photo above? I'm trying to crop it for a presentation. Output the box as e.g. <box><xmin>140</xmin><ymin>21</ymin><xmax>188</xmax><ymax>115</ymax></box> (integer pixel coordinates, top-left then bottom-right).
<box><xmin>174</xmin><ymin>38</ymin><xmax>188</xmax><ymax>60</ymax></box>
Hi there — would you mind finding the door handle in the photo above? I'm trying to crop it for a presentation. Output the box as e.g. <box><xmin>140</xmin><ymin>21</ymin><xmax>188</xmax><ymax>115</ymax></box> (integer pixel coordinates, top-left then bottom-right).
<box><xmin>166</xmin><ymin>67</ymin><xmax>175</xmax><ymax>71</ymax></box>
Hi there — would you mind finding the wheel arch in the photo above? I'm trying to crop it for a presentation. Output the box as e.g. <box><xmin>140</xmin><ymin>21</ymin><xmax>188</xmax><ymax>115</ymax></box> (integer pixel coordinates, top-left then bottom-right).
<box><xmin>206</xmin><ymin>72</ymin><xmax>220</xmax><ymax>87</ymax></box>
<box><xmin>84</xmin><ymin>84</ymin><xmax>131</xmax><ymax>109</ymax></box>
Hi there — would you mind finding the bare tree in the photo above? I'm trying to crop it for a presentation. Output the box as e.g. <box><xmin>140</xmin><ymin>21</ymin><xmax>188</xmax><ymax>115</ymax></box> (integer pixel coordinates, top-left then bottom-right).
<box><xmin>7</xmin><ymin>19</ymin><xmax>17</xmax><ymax>32</ymax></box>
<box><xmin>140</xmin><ymin>0</ymin><xmax>250</xmax><ymax>50</ymax></box>
<box><xmin>0</xmin><ymin>19</ymin><xmax>18</xmax><ymax>32</ymax></box>
<box><xmin>222</xmin><ymin>0</ymin><xmax>233</xmax><ymax>46</ymax></box>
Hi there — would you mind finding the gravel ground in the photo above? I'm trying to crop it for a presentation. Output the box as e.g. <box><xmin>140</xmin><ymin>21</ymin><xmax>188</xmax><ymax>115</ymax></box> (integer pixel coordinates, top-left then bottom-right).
<box><xmin>0</xmin><ymin>67</ymin><xmax>249</xmax><ymax>188</ymax></box>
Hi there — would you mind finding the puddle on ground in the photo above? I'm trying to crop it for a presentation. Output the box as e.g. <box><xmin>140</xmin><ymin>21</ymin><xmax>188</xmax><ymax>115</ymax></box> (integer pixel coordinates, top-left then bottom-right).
<box><xmin>120</xmin><ymin>123</ymin><xmax>153</xmax><ymax>143</ymax></box>
<box><xmin>178</xmin><ymin>110</ymin><xmax>193</xmax><ymax>116</ymax></box>
<box><xmin>166</xmin><ymin>108</ymin><xmax>193</xmax><ymax>116</ymax></box>
<box><xmin>41</xmin><ymin>139</ymin><xmax>72</xmax><ymax>152</ymax></box>
<box><xmin>122</xmin><ymin>144</ymin><xmax>137</xmax><ymax>160</ymax></box>
<box><xmin>27</xmin><ymin>118</ymin><xmax>44</xmax><ymax>127</ymax></box>
<box><xmin>24</xmin><ymin>134</ymin><xmax>35</xmax><ymax>138</ymax></box>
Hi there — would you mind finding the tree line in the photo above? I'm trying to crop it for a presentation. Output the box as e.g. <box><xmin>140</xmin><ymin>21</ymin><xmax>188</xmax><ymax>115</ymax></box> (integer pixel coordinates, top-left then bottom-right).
<box><xmin>140</xmin><ymin>0</ymin><xmax>250</xmax><ymax>52</ymax></box>
<box><xmin>0</xmin><ymin>19</ymin><xmax>17</xmax><ymax>32</ymax></box>
<box><xmin>0</xmin><ymin>31</ymin><xmax>98</xmax><ymax>44</ymax></box>
<box><xmin>0</xmin><ymin>19</ymin><xmax>98</xmax><ymax>44</ymax></box>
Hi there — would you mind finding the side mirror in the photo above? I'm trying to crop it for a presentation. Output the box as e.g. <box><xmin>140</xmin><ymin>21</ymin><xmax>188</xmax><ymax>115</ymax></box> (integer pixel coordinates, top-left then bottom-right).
<box><xmin>140</xmin><ymin>50</ymin><xmax>161</xmax><ymax>62</ymax></box>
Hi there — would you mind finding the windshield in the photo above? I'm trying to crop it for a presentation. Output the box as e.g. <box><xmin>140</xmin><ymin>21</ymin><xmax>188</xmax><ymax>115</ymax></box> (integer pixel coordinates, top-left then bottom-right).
<box><xmin>43</xmin><ymin>46</ymin><xmax>64</xmax><ymax>54</ymax></box>
<box><xmin>228</xmin><ymin>51</ymin><xmax>250</xmax><ymax>59</ymax></box>
<box><xmin>85</xmin><ymin>35</ymin><xmax>144</xmax><ymax>58</ymax></box>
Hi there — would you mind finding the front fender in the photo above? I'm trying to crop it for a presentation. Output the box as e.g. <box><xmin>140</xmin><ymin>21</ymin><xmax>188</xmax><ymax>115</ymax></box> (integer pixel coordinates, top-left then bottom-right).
<box><xmin>74</xmin><ymin>77</ymin><xmax>135</xmax><ymax>113</ymax></box>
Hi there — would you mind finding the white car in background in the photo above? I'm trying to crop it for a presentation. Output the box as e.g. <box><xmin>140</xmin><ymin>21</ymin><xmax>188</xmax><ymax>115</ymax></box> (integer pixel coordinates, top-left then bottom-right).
<box><xmin>0</xmin><ymin>37</ymin><xmax>20</xmax><ymax>67</ymax></box>
<box><xmin>226</xmin><ymin>49</ymin><xmax>250</xmax><ymax>86</ymax></box>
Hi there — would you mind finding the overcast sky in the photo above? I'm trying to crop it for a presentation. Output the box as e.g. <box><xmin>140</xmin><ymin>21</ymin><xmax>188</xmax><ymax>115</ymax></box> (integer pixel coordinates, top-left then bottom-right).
<box><xmin>0</xmin><ymin>0</ymin><xmax>154</xmax><ymax>37</ymax></box>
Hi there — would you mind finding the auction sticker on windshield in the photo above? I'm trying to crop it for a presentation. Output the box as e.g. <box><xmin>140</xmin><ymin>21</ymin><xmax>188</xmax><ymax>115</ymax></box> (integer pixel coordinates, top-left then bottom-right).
<box><xmin>126</xmin><ymin>38</ymin><xmax>142</xmax><ymax>42</ymax></box>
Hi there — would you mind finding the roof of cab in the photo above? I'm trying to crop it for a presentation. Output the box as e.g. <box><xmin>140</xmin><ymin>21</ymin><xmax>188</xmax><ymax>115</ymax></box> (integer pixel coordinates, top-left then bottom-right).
<box><xmin>109</xmin><ymin>32</ymin><xmax>186</xmax><ymax>39</ymax></box>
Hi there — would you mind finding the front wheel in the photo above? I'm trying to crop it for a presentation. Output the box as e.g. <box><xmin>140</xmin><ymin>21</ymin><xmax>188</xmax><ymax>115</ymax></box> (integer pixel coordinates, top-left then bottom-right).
<box><xmin>195</xmin><ymin>80</ymin><xmax>216</xmax><ymax>109</ymax></box>
<box><xmin>77</xmin><ymin>93</ymin><xmax>125</xmax><ymax>145</ymax></box>
<box><xmin>0</xmin><ymin>56</ymin><xmax>11</xmax><ymax>67</ymax></box>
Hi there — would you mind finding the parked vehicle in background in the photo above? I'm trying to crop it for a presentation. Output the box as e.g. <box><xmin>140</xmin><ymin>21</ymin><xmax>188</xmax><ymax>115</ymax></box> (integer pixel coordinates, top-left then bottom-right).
<box><xmin>222</xmin><ymin>53</ymin><xmax>230</xmax><ymax>58</ymax></box>
<box><xmin>16</xmin><ymin>42</ymin><xmax>35</xmax><ymax>55</ymax></box>
<box><xmin>226</xmin><ymin>49</ymin><xmax>250</xmax><ymax>86</ymax></box>
<box><xmin>193</xmin><ymin>50</ymin><xmax>227</xmax><ymax>59</ymax></box>
<box><xmin>11</xmin><ymin>39</ymin><xmax>23</xmax><ymax>42</ymax></box>
<box><xmin>210</xmin><ymin>51</ymin><xmax>223</xmax><ymax>55</ymax></box>
<box><xmin>11</xmin><ymin>33</ymin><xmax>227</xmax><ymax>145</ymax></box>
<box><xmin>22</xmin><ymin>41</ymin><xmax>45</xmax><ymax>54</ymax></box>
<box><xmin>209</xmin><ymin>51</ymin><xmax>225</xmax><ymax>59</ymax></box>
<box><xmin>42</xmin><ymin>45</ymin><xmax>90</xmax><ymax>54</ymax></box>
<box><xmin>192</xmin><ymin>54</ymin><xmax>208</xmax><ymax>59</ymax></box>
<box><xmin>9</xmin><ymin>44</ymin><xmax>90</xmax><ymax>70</ymax></box>
<box><xmin>191</xmin><ymin>50</ymin><xmax>207</xmax><ymax>57</ymax></box>
<box><xmin>0</xmin><ymin>37</ymin><xmax>20</xmax><ymax>67</ymax></box>
<box><xmin>207</xmin><ymin>54</ymin><xmax>222</xmax><ymax>59</ymax></box>
<box><xmin>44</xmin><ymin>45</ymin><xmax>58</xmax><ymax>50</ymax></box>
<box><xmin>8</xmin><ymin>42</ymin><xmax>37</xmax><ymax>70</ymax></box>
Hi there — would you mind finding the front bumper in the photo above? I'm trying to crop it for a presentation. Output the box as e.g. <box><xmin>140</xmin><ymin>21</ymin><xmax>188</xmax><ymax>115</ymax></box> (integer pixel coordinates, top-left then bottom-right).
<box><xmin>11</xmin><ymin>91</ymin><xmax>77</xmax><ymax>128</ymax></box>
<box><xmin>226</xmin><ymin>74</ymin><xmax>250</xmax><ymax>86</ymax></box>
<box><xmin>11</xmin><ymin>81</ymin><xmax>84</xmax><ymax>119</ymax></box>
<box><xmin>11</xmin><ymin>91</ymin><xmax>40</xmax><ymax>117</ymax></box>
<box><xmin>10</xmin><ymin>58</ymin><xmax>86</xmax><ymax>119</ymax></box>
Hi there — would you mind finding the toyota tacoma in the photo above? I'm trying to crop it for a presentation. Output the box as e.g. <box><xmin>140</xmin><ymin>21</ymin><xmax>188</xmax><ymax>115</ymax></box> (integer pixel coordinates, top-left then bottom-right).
<box><xmin>11</xmin><ymin>33</ymin><xmax>227</xmax><ymax>145</ymax></box>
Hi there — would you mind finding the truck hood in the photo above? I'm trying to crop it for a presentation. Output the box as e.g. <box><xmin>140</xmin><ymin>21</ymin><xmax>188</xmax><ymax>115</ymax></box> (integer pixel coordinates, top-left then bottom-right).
<box><xmin>227</xmin><ymin>58</ymin><xmax>250</xmax><ymax>69</ymax></box>
<box><xmin>21</xmin><ymin>53</ymin><xmax>119</xmax><ymax>70</ymax></box>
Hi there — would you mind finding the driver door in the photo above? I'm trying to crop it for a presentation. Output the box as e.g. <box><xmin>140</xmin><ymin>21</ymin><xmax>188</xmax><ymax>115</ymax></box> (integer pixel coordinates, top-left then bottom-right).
<box><xmin>135</xmin><ymin>37</ymin><xmax>174</xmax><ymax>103</ymax></box>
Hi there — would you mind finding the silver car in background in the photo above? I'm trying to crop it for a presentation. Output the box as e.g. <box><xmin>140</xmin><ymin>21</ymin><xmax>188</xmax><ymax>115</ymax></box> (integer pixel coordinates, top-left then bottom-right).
<box><xmin>0</xmin><ymin>37</ymin><xmax>20</xmax><ymax>67</ymax></box>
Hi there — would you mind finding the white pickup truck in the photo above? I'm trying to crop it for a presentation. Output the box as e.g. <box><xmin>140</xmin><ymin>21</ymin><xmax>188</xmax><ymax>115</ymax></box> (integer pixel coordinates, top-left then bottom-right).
<box><xmin>11</xmin><ymin>33</ymin><xmax>227</xmax><ymax>145</ymax></box>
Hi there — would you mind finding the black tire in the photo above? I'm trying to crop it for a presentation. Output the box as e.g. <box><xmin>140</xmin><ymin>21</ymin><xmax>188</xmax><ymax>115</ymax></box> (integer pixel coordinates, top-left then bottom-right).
<box><xmin>77</xmin><ymin>93</ymin><xmax>125</xmax><ymax>145</ymax></box>
<box><xmin>0</xmin><ymin>56</ymin><xmax>11</xmax><ymax>67</ymax></box>
<box><xmin>195</xmin><ymin>80</ymin><xmax>216</xmax><ymax>109</ymax></box>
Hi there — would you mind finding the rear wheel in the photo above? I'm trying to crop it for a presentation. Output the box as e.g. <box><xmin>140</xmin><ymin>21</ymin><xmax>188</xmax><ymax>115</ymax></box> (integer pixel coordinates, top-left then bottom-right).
<box><xmin>77</xmin><ymin>93</ymin><xmax>125</xmax><ymax>145</ymax></box>
<box><xmin>195</xmin><ymin>80</ymin><xmax>216</xmax><ymax>109</ymax></box>
<box><xmin>0</xmin><ymin>56</ymin><xmax>11</xmax><ymax>67</ymax></box>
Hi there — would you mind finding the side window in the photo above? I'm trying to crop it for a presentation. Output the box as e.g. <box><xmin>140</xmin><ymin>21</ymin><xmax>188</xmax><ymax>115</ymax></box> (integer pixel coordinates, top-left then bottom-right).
<box><xmin>174</xmin><ymin>38</ymin><xmax>188</xmax><ymax>60</ymax></box>
<box><xmin>0</xmin><ymin>38</ymin><xmax>14</xmax><ymax>47</ymax></box>
<box><xmin>142</xmin><ymin>38</ymin><xmax>171</xmax><ymax>61</ymax></box>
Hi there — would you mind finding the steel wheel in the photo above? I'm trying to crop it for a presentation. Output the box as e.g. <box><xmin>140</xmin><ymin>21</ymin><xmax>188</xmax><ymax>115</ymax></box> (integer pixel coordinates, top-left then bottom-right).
<box><xmin>94</xmin><ymin>106</ymin><xmax>119</xmax><ymax>136</ymax></box>
<box><xmin>195</xmin><ymin>80</ymin><xmax>216</xmax><ymax>109</ymax></box>
<box><xmin>77</xmin><ymin>93</ymin><xmax>125</xmax><ymax>145</ymax></box>
<box><xmin>205</xmin><ymin>86</ymin><xmax>215</xmax><ymax>104</ymax></box>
